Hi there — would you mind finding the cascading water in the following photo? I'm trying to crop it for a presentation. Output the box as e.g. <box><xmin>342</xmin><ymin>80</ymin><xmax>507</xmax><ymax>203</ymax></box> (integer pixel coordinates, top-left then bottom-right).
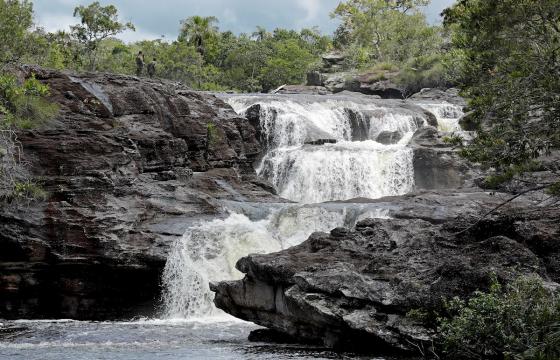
<box><xmin>228</xmin><ymin>95</ymin><xmax>424</xmax><ymax>203</ymax></box>
<box><xmin>162</xmin><ymin>204</ymin><xmax>390</xmax><ymax>318</ymax></box>
<box><xmin>162</xmin><ymin>93</ymin><xmax>458</xmax><ymax>319</ymax></box>
<box><xmin>259</xmin><ymin>141</ymin><xmax>414</xmax><ymax>203</ymax></box>
<box><xmin>415</xmin><ymin>102</ymin><xmax>464</xmax><ymax>132</ymax></box>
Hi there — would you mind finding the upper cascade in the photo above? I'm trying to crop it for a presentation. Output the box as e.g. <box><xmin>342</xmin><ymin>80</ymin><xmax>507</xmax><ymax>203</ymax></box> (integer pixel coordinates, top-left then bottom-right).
<box><xmin>224</xmin><ymin>94</ymin><xmax>462</xmax><ymax>203</ymax></box>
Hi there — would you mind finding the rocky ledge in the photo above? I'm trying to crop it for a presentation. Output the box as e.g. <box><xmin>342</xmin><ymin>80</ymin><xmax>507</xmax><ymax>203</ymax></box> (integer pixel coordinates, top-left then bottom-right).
<box><xmin>211</xmin><ymin>192</ymin><xmax>559</xmax><ymax>354</ymax></box>
<box><xmin>0</xmin><ymin>67</ymin><xmax>277</xmax><ymax>320</ymax></box>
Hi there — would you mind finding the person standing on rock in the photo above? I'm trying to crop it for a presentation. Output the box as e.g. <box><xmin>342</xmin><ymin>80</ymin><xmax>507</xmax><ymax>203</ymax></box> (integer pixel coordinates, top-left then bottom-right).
<box><xmin>136</xmin><ymin>51</ymin><xmax>145</xmax><ymax>76</ymax></box>
<box><xmin>147</xmin><ymin>58</ymin><xmax>157</xmax><ymax>78</ymax></box>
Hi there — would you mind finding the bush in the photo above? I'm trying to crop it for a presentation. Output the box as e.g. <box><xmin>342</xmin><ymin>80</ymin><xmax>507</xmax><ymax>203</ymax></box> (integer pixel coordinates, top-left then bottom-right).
<box><xmin>11</xmin><ymin>181</ymin><xmax>47</xmax><ymax>201</ymax></box>
<box><xmin>0</xmin><ymin>73</ymin><xmax>55</xmax><ymax>202</ymax></box>
<box><xmin>439</xmin><ymin>275</ymin><xmax>560</xmax><ymax>360</ymax></box>
<box><xmin>0</xmin><ymin>73</ymin><xmax>58</xmax><ymax>129</ymax></box>
<box><xmin>397</xmin><ymin>54</ymin><xmax>450</xmax><ymax>96</ymax></box>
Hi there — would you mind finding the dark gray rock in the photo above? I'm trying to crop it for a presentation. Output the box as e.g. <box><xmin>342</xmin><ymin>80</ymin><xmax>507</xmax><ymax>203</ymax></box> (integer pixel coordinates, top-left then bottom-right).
<box><xmin>0</xmin><ymin>67</ymin><xmax>279</xmax><ymax>320</ymax></box>
<box><xmin>306</xmin><ymin>71</ymin><xmax>324</xmax><ymax>87</ymax></box>
<box><xmin>409</xmin><ymin>88</ymin><xmax>467</xmax><ymax>107</ymax></box>
<box><xmin>323</xmin><ymin>72</ymin><xmax>405</xmax><ymax>99</ymax></box>
<box><xmin>275</xmin><ymin>85</ymin><xmax>330</xmax><ymax>96</ymax></box>
<box><xmin>376</xmin><ymin>131</ymin><xmax>403</xmax><ymax>145</ymax></box>
<box><xmin>411</xmin><ymin>127</ymin><xmax>479</xmax><ymax>190</ymax></box>
<box><xmin>212</xmin><ymin>192</ymin><xmax>560</xmax><ymax>354</ymax></box>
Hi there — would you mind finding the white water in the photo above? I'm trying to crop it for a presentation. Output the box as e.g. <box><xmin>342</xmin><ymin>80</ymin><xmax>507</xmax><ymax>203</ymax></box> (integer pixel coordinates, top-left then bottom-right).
<box><xmin>259</xmin><ymin>141</ymin><xmax>414</xmax><ymax>203</ymax></box>
<box><xmin>162</xmin><ymin>205</ymin><xmax>389</xmax><ymax>319</ymax></box>
<box><xmin>416</xmin><ymin>102</ymin><xmax>464</xmax><ymax>132</ymax></box>
<box><xmin>228</xmin><ymin>96</ymin><xmax>423</xmax><ymax>203</ymax></box>
<box><xmin>162</xmin><ymin>94</ymin><xmax>454</xmax><ymax>320</ymax></box>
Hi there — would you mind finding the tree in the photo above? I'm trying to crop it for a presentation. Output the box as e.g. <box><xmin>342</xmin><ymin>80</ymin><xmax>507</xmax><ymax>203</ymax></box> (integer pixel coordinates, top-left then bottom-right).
<box><xmin>0</xmin><ymin>0</ymin><xmax>34</xmax><ymax>64</ymax></box>
<box><xmin>251</xmin><ymin>26</ymin><xmax>269</xmax><ymax>42</ymax></box>
<box><xmin>71</xmin><ymin>2</ymin><xmax>135</xmax><ymax>71</ymax></box>
<box><xmin>332</xmin><ymin>0</ymin><xmax>437</xmax><ymax>64</ymax></box>
<box><xmin>443</xmin><ymin>0</ymin><xmax>560</xmax><ymax>193</ymax></box>
<box><xmin>259</xmin><ymin>39</ymin><xmax>315</xmax><ymax>91</ymax></box>
<box><xmin>178</xmin><ymin>16</ymin><xmax>219</xmax><ymax>56</ymax></box>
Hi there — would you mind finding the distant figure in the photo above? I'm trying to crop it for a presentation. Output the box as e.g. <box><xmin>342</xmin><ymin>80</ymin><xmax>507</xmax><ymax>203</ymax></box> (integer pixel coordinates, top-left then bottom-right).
<box><xmin>147</xmin><ymin>58</ymin><xmax>157</xmax><ymax>78</ymax></box>
<box><xmin>136</xmin><ymin>51</ymin><xmax>144</xmax><ymax>76</ymax></box>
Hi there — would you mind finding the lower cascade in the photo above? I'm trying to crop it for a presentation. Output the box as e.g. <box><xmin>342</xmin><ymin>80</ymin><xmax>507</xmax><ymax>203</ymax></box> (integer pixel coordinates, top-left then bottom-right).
<box><xmin>162</xmin><ymin>204</ymin><xmax>390</xmax><ymax>318</ymax></box>
<box><xmin>162</xmin><ymin>94</ymin><xmax>463</xmax><ymax>319</ymax></box>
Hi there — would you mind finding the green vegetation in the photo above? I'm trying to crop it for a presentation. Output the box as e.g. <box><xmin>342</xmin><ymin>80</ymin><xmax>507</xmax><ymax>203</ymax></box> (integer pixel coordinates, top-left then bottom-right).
<box><xmin>331</xmin><ymin>0</ymin><xmax>447</xmax><ymax>92</ymax></box>
<box><xmin>0</xmin><ymin>73</ymin><xmax>56</xmax><ymax>201</ymax></box>
<box><xmin>0</xmin><ymin>0</ymin><xmax>451</xmax><ymax>93</ymax></box>
<box><xmin>206</xmin><ymin>122</ymin><xmax>220</xmax><ymax>147</ymax></box>
<box><xmin>0</xmin><ymin>0</ymin><xmax>39</xmax><ymax>65</ymax></box>
<box><xmin>0</xmin><ymin>0</ymin><xmax>332</xmax><ymax>92</ymax></box>
<box><xmin>439</xmin><ymin>276</ymin><xmax>560</xmax><ymax>360</ymax></box>
<box><xmin>0</xmin><ymin>74</ymin><xmax>58</xmax><ymax>129</ymax></box>
<box><xmin>443</xmin><ymin>0</ymin><xmax>560</xmax><ymax>193</ymax></box>
<box><xmin>71</xmin><ymin>1</ymin><xmax>135</xmax><ymax>71</ymax></box>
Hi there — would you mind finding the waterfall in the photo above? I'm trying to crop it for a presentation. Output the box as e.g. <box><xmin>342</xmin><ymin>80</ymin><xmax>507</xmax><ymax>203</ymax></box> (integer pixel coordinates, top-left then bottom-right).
<box><xmin>415</xmin><ymin>102</ymin><xmax>464</xmax><ymax>132</ymax></box>
<box><xmin>162</xmin><ymin>205</ymin><xmax>390</xmax><ymax>319</ymax></box>
<box><xmin>259</xmin><ymin>141</ymin><xmax>414</xmax><ymax>203</ymax></box>
<box><xmin>229</xmin><ymin>95</ymin><xmax>423</xmax><ymax>203</ymax></box>
<box><xmin>162</xmin><ymin>93</ymin><xmax>456</xmax><ymax>319</ymax></box>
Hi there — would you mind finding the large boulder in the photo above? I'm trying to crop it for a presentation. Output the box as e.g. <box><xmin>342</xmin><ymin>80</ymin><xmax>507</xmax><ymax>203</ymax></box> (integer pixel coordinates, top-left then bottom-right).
<box><xmin>0</xmin><ymin>67</ymin><xmax>278</xmax><ymax>320</ymax></box>
<box><xmin>411</xmin><ymin>127</ymin><xmax>479</xmax><ymax>189</ymax></box>
<box><xmin>212</xmin><ymin>192</ymin><xmax>560</xmax><ymax>354</ymax></box>
<box><xmin>409</xmin><ymin>88</ymin><xmax>467</xmax><ymax>107</ymax></box>
<box><xmin>323</xmin><ymin>72</ymin><xmax>405</xmax><ymax>99</ymax></box>
<box><xmin>306</xmin><ymin>71</ymin><xmax>324</xmax><ymax>87</ymax></box>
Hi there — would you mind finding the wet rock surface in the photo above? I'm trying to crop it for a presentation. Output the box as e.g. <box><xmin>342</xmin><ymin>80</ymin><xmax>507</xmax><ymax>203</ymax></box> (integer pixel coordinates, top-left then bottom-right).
<box><xmin>410</xmin><ymin>127</ymin><xmax>479</xmax><ymax>190</ymax></box>
<box><xmin>212</xmin><ymin>192</ymin><xmax>560</xmax><ymax>354</ymax></box>
<box><xmin>0</xmin><ymin>67</ymin><xmax>278</xmax><ymax>320</ymax></box>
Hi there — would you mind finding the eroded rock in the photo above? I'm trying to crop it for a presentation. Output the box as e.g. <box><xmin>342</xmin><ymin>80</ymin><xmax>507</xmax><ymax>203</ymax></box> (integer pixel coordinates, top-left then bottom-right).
<box><xmin>212</xmin><ymin>194</ymin><xmax>559</xmax><ymax>354</ymax></box>
<box><xmin>0</xmin><ymin>67</ymin><xmax>278</xmax><ymax>320</ymax></box>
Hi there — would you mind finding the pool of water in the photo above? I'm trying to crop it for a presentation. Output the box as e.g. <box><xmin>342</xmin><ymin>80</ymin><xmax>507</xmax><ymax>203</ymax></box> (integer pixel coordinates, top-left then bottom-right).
<box><xmin>0</xmin><ymin>318</ymin><xmax>388</xmax><ymax>360</ymax></box>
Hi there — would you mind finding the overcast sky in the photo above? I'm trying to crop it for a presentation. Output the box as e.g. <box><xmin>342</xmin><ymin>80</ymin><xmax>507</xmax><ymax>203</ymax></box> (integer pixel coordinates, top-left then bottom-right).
<box><xmin>33</xmin><ymin>0</ymin><xmax>456</xmax><ymax>43</ymax></box>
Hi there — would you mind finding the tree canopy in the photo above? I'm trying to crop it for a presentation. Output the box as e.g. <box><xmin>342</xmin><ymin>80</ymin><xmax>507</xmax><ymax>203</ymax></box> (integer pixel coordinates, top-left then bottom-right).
<box><xmin>71</xmin><ymin>1</ymin><xmax>135</xmax><ymax>70</ymax></box>
<box><xmin>0</xmin><ymin>0</ymin><xmax>34</xmax><ymax>64</ymax></box>
<box><xmin>332</xmin><ymin>0</ymin><xmax>440</xmax><ymax>65</ymax></box>
<box><xmin>444</xmin><ymin>0</ymin><xmax>560</xmax><ymax>192</ymax></box>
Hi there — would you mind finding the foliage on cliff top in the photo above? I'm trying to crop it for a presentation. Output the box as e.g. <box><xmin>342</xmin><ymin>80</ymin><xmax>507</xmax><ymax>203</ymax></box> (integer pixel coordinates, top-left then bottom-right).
<box><xmin>0</xmin><ymin>1</ymin><xmax>332</xmax><ymax>92</ymax></box>
<box><xmin>0</xmin><ymin>73</ymin><xmax>58</xmax><ymax>129</ymax></box>
<box><xmin>331</xmin><ymin>0</ymin><xmax>450</xmax><ymax>92</ymax></box>
<box><xmin>71</xmin><ymin>1</ymin><xmax>135</xmax><ymax>71</ymax></box>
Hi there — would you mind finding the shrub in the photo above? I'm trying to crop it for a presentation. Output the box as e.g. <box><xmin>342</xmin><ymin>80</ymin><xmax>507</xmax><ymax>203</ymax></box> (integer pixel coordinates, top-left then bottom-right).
<box><xmin>439</xmin><ymin>275</ymin><xmax>560</xmax><ymax>360</ymax></box>
<box><xmin>206</xmin><ymin>122</ymin><xmax>220</xmax><ymax>146</ymax></box>
<box><xmin>397</xmin><ymin>54</ymin><xmax>450</xmax><ymax>96</ymax></box>
<box><xmin>0</xmin><ymin>73</ymin><xmax>56</xmax><ymax>202</ymax></box>
<box><xmin>11</xmin><ymin>181</ymin><xmax>47</xmax><ymax>201</ymax></box>
<box><xmin>0</xmin><ymin>73</ymin><xmax>58</xmax><ymax>129</ymax></box>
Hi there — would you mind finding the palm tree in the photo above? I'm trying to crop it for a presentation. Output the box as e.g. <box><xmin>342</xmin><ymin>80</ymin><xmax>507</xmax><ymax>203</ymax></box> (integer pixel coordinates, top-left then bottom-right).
<box><xmin>178</xmin><ymin>16</ymin><xmax>219</xmax><ymax>56</ymax></box>
<box><xmin>251</xmin><ymin>26</ymin><xmax>269</xmax><ymax>42</ymax></box>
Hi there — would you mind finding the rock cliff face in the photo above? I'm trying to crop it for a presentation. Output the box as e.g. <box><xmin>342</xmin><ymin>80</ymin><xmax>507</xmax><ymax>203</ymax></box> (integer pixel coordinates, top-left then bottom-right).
<box><xmin>211</xmin><ymin>193</ymin><xmax>560</xmax><ymax>354</ymax></box>
<box><xmin>0</xmin><ymin>67</ymin><xmax>276</xmax><ymax>320</ymax></box>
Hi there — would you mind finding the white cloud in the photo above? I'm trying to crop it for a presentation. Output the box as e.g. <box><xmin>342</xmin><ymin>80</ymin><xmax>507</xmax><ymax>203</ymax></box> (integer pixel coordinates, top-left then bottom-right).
<box><xmin>297</xmin><ymin>0</ymin><xmax>321</xmax><ymax>23</ymax></box>
<box><xmin>222</xmin><ymin>8</ymin><xmax>238</xmax><ymax>24</ymax></box>
<box><xmin>35</xmin><ymin>13</ymin><xmax>76</xmax><ymax>33</ymax></box>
